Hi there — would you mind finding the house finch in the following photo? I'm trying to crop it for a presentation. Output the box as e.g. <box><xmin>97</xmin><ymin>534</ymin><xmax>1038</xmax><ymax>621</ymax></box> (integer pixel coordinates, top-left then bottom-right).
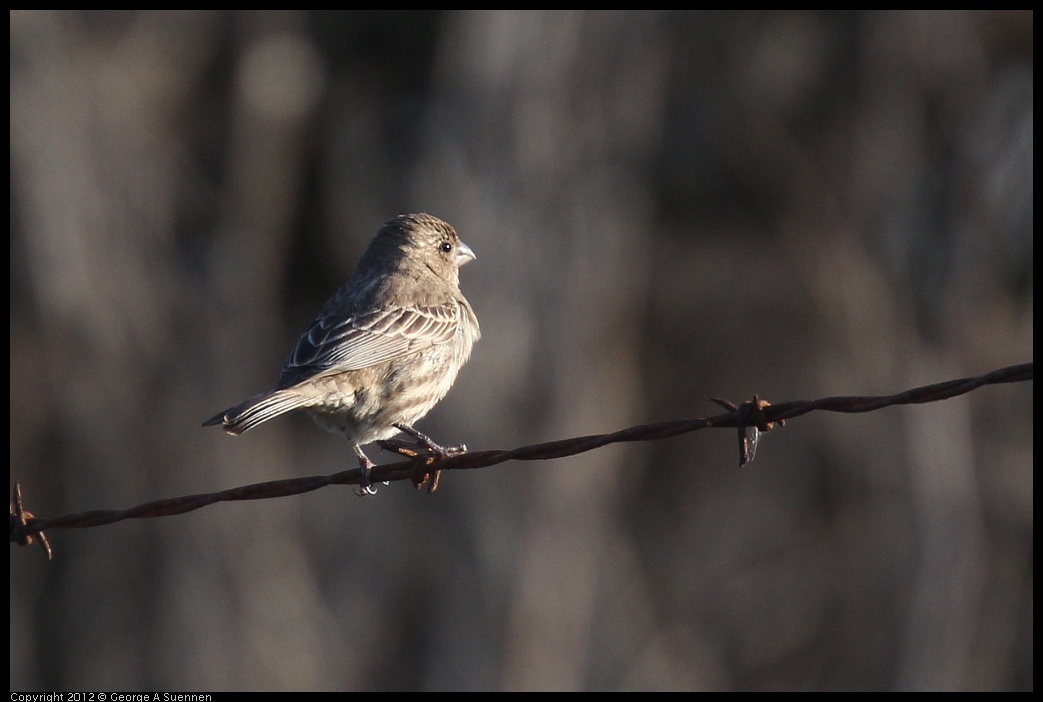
<box><xmin>204</xmin><ymin>213</ymin><xmax>480</xmax><ymax>495</ymax></box>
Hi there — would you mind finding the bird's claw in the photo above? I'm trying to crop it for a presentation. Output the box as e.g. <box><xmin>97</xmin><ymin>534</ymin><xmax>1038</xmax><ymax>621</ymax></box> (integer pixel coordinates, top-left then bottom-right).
<box><xmin>383</xmin><ymin>425</ymin><xmax>469</xmax><ymax>494</ymax></box>
<box><xmin>353</xmin><ymin>448</ymin><xmax>379</xmax><ymax>497</ymax></box>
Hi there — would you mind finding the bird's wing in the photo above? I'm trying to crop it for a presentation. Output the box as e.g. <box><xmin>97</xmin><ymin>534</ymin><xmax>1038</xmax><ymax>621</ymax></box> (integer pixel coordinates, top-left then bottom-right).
<box><xmin>282</xmin><ymin>304</ymin><xmax>459</xmax><ymax>380</ymax></box>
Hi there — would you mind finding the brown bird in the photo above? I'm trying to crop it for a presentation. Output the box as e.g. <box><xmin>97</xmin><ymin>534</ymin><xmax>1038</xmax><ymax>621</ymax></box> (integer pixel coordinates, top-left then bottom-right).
<box><xmin>204</xmin><ymin>213</ymin><xmax>480</xmax><ymax>494</ymax></box>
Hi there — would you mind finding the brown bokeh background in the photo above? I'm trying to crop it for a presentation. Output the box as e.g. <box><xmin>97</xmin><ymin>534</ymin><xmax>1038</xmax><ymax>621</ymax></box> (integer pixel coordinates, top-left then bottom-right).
<box><xmin>10</xmin><ymin>11</ymin><xmax>1032</xmax><ymax>691</ymax></box>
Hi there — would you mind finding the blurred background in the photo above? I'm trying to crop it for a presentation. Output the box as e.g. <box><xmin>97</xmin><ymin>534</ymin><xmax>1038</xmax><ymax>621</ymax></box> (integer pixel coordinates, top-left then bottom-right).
<box><xmin>9</xmin><ymin>10</ymin><xmax>1032</xmax><ymax>691</ymax></box>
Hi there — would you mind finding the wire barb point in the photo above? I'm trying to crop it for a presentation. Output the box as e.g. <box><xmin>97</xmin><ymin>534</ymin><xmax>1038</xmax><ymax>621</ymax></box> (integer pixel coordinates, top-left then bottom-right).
<box><xmin>10</xmin><ymin>483</ymin><xmax>52</xmax><ymax>560</ymax></box>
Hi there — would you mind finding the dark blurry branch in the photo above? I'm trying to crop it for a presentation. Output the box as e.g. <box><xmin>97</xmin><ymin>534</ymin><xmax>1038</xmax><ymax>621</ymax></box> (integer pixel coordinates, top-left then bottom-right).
<box><xmin>10</xmin><ymin>362</ymin><xmax>1032</xmax><ymax>558</ymax></box>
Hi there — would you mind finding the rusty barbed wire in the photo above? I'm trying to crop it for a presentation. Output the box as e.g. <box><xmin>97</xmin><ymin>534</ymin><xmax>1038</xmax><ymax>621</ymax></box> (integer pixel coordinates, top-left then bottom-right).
<box><xmin>10</xmin><ymin>362</ymin><xmax>1032</xmax><ymax>557</ymax></box>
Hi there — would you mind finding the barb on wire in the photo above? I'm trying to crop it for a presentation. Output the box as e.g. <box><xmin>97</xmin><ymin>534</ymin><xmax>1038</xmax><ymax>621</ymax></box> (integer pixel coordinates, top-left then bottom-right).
<box><xmin>10</xmin><ymin>483</ymin><xmax>52</xmax><ymax>559</ymax></box>
<box><xmin>10</xmin><ymin>362</ymin><xmax>1032</xmax><ymax>557</ymax></box>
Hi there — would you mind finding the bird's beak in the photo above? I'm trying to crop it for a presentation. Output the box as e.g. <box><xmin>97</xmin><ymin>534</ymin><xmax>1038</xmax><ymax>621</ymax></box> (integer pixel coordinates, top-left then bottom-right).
<box><xmin>456</xmin><ymin>242</ymin><xmax>477</xmax><ymax>266</ymax></box>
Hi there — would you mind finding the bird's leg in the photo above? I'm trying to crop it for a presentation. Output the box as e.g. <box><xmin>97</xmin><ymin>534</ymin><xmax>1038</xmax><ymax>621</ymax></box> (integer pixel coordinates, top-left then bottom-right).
<box><xmin>392</xmin><ymin>424</ymin><xmax>467</xmax><ymax>493</ymax></box>
<box><xmin>394</xmin><ymin>424</ymin><xmax>466</xmax><ymax>457</ymax></box>
<box><xmin>353</xmin><ymin>444</ymin><xmax>379</xmax><ymax>497</ymax></box>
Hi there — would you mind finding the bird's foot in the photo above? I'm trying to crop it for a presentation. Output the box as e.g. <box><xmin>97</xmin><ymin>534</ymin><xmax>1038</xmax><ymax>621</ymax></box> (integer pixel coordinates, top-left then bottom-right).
<box><xmin>376</xmin><ymin>424</ymin><xmax>466</xmax><ymax>493</ymax></box>
<box><xmin>353</xmin><ymin>446</ymin><xmax>379</xmax><ymax>497</ymax></box>
<box><xmin>393</xmin><ymin>424</ymin><xmax>467</xmax><ymax>458</ymax></box>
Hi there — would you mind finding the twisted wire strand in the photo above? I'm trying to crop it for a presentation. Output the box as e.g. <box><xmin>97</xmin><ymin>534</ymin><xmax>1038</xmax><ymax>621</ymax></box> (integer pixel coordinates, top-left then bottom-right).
<box><xmin>10</xmin><ymin>362</ymin><xmax>1031</xmax><ymax>557</ymax></box>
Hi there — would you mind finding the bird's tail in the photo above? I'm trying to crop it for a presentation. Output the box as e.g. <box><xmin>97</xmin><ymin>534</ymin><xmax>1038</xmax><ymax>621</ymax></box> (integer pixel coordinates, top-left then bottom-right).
<box><xmin>202</xmin><ymin>389</ymin><xmax>312</xmax><ymax>435</ymax></box>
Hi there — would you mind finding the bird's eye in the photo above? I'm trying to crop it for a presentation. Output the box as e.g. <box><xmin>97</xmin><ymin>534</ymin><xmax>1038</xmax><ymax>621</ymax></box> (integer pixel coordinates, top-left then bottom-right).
<box><xmin>439</xmin><ymin>242</ymin><xmax>453</xmax><ymax>253</ymax></box>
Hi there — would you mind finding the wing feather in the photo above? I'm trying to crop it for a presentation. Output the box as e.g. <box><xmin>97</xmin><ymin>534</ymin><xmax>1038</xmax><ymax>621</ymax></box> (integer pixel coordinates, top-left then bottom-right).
<box><xmin>281</xmin><ymin>304</ymin><xmax>459</xmax><ymax>384</ymax></box>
